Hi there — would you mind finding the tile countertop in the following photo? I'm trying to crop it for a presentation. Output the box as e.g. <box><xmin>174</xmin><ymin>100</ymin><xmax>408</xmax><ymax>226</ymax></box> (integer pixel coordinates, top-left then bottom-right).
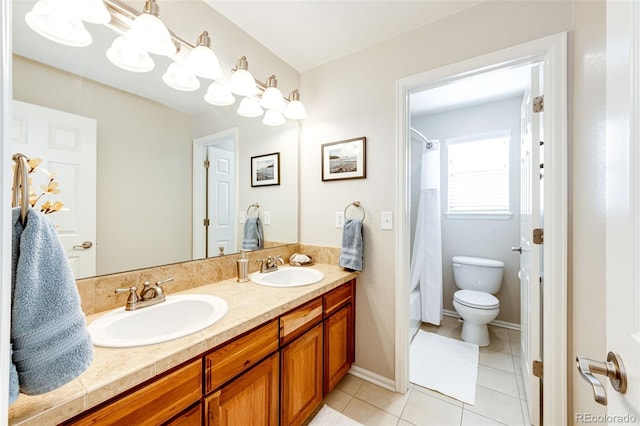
<box><xmin>8</xmin><ymin>264</ymin><xmax>358</xmax><ymax>425</ymax></box>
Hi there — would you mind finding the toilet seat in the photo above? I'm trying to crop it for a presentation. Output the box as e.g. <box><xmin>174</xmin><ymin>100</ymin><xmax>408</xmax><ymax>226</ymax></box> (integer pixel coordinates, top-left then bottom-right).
<box><xmin>454</xmin><ymin>290</ymin><xmax>499</xmax><ymax>310</ymax></box>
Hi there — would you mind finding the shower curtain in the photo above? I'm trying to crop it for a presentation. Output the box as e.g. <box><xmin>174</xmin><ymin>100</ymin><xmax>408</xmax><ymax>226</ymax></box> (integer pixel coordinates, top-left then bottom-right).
<box><xmin>410</xmin><ymin>144</ymin><xmax>443</xmax><ymax>325</ymax></box>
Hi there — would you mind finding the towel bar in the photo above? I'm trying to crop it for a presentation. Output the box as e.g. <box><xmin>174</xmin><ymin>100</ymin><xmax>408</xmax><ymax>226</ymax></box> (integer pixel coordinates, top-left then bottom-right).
<box><xmin>247</xmin><ymin>203</ymin><xmax>260</xmax><ymax>217</ymax></box>
<box><xmin>344</xmin><ymin>201</ymin><xmax>365</xmax><ymax>222</ymax></box>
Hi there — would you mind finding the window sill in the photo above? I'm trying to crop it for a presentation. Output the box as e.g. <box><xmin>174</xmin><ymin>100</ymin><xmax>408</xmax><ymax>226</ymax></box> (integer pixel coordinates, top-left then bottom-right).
<box><xmin>445</xmin><ymin>212</ymin><xmax>513</xmax><ymax>220</ymax></box>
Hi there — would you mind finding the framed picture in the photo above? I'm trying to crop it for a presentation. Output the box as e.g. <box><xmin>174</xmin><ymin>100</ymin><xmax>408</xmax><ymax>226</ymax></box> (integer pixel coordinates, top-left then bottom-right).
<box><xmin>321</xmin><ymin>137</ymin><xmax>367</xmax><ymax>181</ymax></box>
<box><xmin>251</xmin><ymin>152</ymin><xmax>280</xmax><ymax>187</ymax></box>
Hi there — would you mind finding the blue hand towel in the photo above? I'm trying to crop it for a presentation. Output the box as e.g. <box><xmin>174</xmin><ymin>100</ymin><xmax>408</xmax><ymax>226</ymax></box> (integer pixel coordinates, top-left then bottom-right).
<box><xmin>339</xmin><ymin>218</ymin><xmax>364</xmax><ymax>271</ymax></box>
<box><xmin>241</xmin><ymin>217</ymin><xmax>264</xmax><ymax>250</ymax></box>
<box><xmin>11</xmin><ymin>207</ymin><xmax>93</xmax><ymax>397</ymax></box>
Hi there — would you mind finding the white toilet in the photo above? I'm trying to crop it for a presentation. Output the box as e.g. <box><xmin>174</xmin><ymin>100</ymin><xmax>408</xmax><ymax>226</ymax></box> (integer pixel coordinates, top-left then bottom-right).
<box><xmin>451</xmin><ymin>256</ymin><xmax>504</xmax><ymax>347</ymax></box>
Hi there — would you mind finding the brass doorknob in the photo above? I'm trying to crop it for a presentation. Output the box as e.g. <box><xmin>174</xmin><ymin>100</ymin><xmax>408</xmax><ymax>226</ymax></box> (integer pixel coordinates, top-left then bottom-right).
<box><xmin>576</xmin><ymin>351</ymin><xmax>627</xmax><ymax>406</ymax></box>
<box><xmin>73</xmin><ymin>241</ymin><xmax>93</xmax><ymax>250</ymax></box>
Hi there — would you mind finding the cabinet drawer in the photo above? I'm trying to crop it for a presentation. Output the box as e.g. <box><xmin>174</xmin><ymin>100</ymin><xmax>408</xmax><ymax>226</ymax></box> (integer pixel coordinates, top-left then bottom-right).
<box><xmin>279</xmin><ymin>297</ymin><xmax>323</xmax><ymax>346</ymax></box>
<box><xmin>68</xmin><ymin>359</ymin><xmax>201</xmax><ymax>426</ymax></box>
<box><xmin>205</xmin><ymin>319</ymin><xmax>279</xmax><ymax>393</ymax></box>
<box><xmin>324</xmin><ymin>281</ymin><xmax>353</xmax><ymax>317</ymax></box>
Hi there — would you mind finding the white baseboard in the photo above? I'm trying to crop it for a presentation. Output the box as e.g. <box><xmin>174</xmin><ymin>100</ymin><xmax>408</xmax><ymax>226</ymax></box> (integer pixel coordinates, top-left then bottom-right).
<box><xmin>347</xmin><ymin>365</ymin><xmax>397</xmax><ymax>393</ymax></box>
<box><xmin>443</xmin><ymin>309</ymin><xmax>521</xmax><ymax>331</ymax></box>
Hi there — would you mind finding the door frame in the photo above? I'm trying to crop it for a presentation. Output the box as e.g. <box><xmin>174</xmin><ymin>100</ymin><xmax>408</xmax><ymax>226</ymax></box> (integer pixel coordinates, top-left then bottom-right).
<box><xmin>193</xmin><ymin>127</ymin><xmax>239</xmax><ymax>260</ymax></box>
<box><xmin>395</xmin><ymin>32</ymin><xmax>568</xmax><ymax>425</ymax></box>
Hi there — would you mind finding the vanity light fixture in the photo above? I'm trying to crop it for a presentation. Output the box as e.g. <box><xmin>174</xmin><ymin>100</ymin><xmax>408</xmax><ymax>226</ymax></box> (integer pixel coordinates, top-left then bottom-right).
<box><xmin>229</xmin><ymin>56</ymin><xmax>259</xmax><ymax>97</ymax></box>
<box><xmin>25</xmin><ymin>0</ymin><xmax>110</xmax><ymax>47</ymax></box>
<box><xmin>237</xmin><ymin>97</ymin><xmax>264</xmax><ymax>118</ymax></box>
<box><xmin>25</xmin><ymin>0</ymin><xmax>309</xmax><ymax>125</ymax></box>
<box><xmin>284</xmin><ymin>90</ymin><xmax>308</xmax><ymax>120</ymax></box>
<box><xmin>259</xmin><ymin>75</ymin><xmax>286</xmax><ymax>111</ymax></box>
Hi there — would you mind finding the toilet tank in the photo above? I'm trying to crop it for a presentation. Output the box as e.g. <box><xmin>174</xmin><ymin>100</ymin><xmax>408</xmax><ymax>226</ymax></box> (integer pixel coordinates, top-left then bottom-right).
<box><xmin>452</xmin><ymin>256</ymin><xmax>504</xmax><ymax>294</ymax></box>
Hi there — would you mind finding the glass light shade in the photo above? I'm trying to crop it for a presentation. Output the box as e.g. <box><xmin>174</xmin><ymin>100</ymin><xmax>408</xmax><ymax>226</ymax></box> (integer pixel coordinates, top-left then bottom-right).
<box><xmin>25</xmin><ymin>0</ymin><xmax>92</xmax><ymax>47</ymax></box>
<box><xmin>127</xmin><ymin>12</ymin><xmax>175</xmax><ymax>56</ymax></box>
<box><xmin>262</xmin><ymin>109</ymin><xmax>286</xmax><ymax>126</ymax></box>
<box><xmin>162</xmin><ymin>61</ymin><xmax>200</xmax><ymax>91</ymax></box>
<box><xmin>185</xmin><ymin>46</ymin><xmax>223</xmax><ymax>80</ymax></box>
<box><xmin>229</xmin><ymin>69</ymin><xmax>258</xmax><ymax>97</ymax></box>
<box><xmin>74</xmin><ymin>0</ymin><xmax>111</xmax><ymax>24</ymax></box>
<box><xmin>237</xmin><ymin>97</ymin><xmax>263</xmax><ymax>118</ymax></box>
<box><xmin>106</xmin><ymin>36</ymin><xmax>154</xmax><ymax>72</ymax></box>
<box><xmin>260</xmin><ymin>86</ymin><xmax>286</xmax><ymax>111</ymax></box>
<box><xmin>204</xmin><ymin>82</ymin><xmax>235</xmax><ymax>106</ymax></box>
<box><xmin>284</xmin><ymin>100</ymin><xmax>308</xmax><ymax>120</ymax></box>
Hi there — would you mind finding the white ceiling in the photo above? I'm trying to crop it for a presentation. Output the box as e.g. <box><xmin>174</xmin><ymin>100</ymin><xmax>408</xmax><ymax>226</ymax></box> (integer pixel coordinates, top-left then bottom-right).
<box><xmin>205</xmin><ymin>0</ymin><xmax>484</xmax><ymax>73</ymax></box>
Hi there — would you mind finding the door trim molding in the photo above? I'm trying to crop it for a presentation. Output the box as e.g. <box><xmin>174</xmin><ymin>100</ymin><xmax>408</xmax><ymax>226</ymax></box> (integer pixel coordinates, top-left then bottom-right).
<box><xmin>395</xmin><ymin>32</ymin><xmax>568</xmax><ymax>425</ymax></box>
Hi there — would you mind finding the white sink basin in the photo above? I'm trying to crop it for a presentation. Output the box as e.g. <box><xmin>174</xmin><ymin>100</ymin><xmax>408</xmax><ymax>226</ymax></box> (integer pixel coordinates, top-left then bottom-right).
<box><xmin>88</xmin><ymin>294</ymin><xmax>228</xmax><ymax>348</ymax></box>
<box><xmin>251</xmin><ymin>266</ymin><xmax>324</xmax><ymax>287</ymax></box>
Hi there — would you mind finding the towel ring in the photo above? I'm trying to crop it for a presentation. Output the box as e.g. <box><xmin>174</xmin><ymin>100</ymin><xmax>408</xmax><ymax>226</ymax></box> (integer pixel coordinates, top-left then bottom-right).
<box><xmin>12</xmin><ymin>153</ymin><xmax>30</xmax><ymax>226</ymax></box>
<box><xmin>247</xmin><ymin>203</ymin><xmax>260</xmax><ymax>217</ymax></box>
<box><xmin>344</xmin><ymin>201</ymin><xmax>365</xmax><ymax>222</ymax></box>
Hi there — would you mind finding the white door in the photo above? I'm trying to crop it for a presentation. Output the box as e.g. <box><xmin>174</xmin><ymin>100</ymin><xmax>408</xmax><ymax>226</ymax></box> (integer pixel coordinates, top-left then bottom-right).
<box><xmin>518</xmin><ymin>64</ymin><xmax>543</xmax><ymax>425</ymax></box>
<box><xmin>12</xmin><ymin>100</ymin><xmax>97</xmax><ymax>278</ymax></box>
<box><xmin>603</xmin><ymin>0</ymin><xmax>640</xmax><ymax>419</ymax></box>
<box><xmin>207</xmin><ymin>146</ymin><xmax>236</xmax><ymax>256</ymax></box>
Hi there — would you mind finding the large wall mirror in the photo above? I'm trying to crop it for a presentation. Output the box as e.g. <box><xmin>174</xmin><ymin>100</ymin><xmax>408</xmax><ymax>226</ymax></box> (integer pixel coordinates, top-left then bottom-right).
<box><xmin>11</xmin><ymin>1</ymin><xmax>300</xmax><ymax>278</ymax></box>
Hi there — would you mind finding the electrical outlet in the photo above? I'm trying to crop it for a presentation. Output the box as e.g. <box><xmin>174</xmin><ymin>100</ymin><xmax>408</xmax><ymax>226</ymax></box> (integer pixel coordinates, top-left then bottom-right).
<box><xmin>381</xmin><ymin>211</ymin><xmax>393</xmax><ymax>230</ymax></box>
<box><xmin>263</xmin><ymin>211</ymin><xmax>271</xmax><ymax>225</ymax></box>
<box><xmin>336</xmin><ymin>212</ymin><xmax>345</xmax><ymax>228</ymax></box>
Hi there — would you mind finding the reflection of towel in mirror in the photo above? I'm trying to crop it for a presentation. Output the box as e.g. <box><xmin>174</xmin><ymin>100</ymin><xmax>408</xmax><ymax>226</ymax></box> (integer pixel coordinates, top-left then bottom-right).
<box><xmin>339</xmin><ymin>218</ymin><xmax>364</xmax><ymax>271</ymax></box>
<box><xmin>242</xmin><ymin>217</ymin><xmax>264</xmax><ymax>250</ymax></box>
<box><xmin>11</xmin><ymin>207</ymin><xmax>93</xmax><ymax>399</ymax></box>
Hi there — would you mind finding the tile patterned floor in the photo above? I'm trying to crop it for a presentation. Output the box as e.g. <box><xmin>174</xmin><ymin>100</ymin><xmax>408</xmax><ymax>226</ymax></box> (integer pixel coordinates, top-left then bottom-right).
<box><xmin>322</xmin><ymin>316</ymin><xmax>531</xmax><ymax>425</ymax></box>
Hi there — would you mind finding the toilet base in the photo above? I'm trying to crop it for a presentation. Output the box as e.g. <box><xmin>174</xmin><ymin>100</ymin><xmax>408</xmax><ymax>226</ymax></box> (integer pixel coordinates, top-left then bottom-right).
<box><xmin>460</xmin><ymin>321</ymin><xmax>490</xmax><ymax>347</ymax></box>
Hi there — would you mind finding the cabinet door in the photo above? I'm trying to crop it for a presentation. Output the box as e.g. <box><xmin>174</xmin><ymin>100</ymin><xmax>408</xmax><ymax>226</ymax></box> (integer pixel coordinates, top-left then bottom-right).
<box><xmin>206</xmin><ymin>353</ymin><xmax>279</xmax><ymax>426</ymax></box>
<box><xmin>165</xmin><ymin>403</ymin><xmax>202</xmax><ymax>426</ymax></box>
<box><xmin>280</xmin><ymin>323</ymin><xmax>323</xmax><ymax>426</ymax></box>
<box><xmin>324</xmin><ymin>304</ymin><xmax>354</xmax><ymax>394</ymax></box>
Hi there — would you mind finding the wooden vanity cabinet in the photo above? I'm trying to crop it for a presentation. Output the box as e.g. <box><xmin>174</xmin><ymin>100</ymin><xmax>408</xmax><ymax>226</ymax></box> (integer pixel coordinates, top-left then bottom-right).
<box><xmin>280</xmin><ymin>298</ymin><xmax>324</xmax><ymax>426</ymax></box>
<box><xmin>65</xmin><ymin>359</ymin><xmax>202</xmax><ymax>426</ymax></box>
<box><xmin>204</xmin><ymin>320</ymin><xmax>280</xmax><ymax>426</ymax></box>
<box><xmin>323</xmin><ymin>279</ymin><xmax>356</xmax><ymax>395</ymax></box>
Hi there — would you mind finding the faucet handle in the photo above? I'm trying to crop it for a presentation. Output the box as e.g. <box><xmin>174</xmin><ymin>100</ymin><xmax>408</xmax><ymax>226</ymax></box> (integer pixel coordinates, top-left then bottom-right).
<box><xmin>115</xmin><ymin>286</ymin><xmax>139</xmax><ymax>304</ymax></box>
<box><xmin>155</xmin><ymin>277</ymin><xmax>174</xmax><ymax>287</ymax></box>
<box><xmin>154</xmin><ymin>277</ymin><xmax>173</xmax><ymax>299</ymax></box>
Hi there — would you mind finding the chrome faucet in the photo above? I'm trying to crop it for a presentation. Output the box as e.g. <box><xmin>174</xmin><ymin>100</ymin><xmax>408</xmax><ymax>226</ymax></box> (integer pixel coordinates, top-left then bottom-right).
<box><xmin>115</xmin><ymin>277</ymin><xmax>173</xmax><ymax>311</ymax></box>
<box><xmin>256</xmin><ymin>256</ymin><xmax>284</xmax><ymax>273</ymax></box>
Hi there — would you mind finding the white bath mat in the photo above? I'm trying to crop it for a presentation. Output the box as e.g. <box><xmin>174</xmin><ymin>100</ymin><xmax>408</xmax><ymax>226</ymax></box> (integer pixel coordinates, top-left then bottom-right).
<box><xmin>410</xmin><ymin>330</ymin><xmax>479</xmax><ymax>405</ymax></box>
<box><xmin>309</xmin><ymin>405</ymin><xmax>363</xmax><ymax>426</ymax></box>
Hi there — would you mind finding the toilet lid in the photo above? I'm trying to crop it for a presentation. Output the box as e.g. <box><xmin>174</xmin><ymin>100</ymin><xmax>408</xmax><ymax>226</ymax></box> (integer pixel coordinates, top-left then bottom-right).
<box><xmin>454</xmin><ymin>290</ymin><xmax>499</xmax><ymax>309</ymax></box>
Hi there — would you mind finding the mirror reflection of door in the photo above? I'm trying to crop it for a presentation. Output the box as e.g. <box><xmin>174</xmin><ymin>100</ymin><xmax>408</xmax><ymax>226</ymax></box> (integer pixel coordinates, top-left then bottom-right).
<box><xmin>12</xmin><ymin>100</ymin><xmax>97</xmax><ymax>278</ymax></box>
<box><xmin>207</xmin><ymin>145</ymin><xmax>236</xmax><ymax>256</ymax></box>
<box><xmin>193</xmin><ymin>128</ymin><xmax>238</xmax><ymax>259</ymax></box>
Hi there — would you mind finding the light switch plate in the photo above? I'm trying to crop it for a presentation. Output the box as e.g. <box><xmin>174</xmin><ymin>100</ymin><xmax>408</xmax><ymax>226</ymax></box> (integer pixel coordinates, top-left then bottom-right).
<box><xmin>381</xmin><ymin>211</ymin><xmax>393</xmax><ymax>230</ymax></box>
<box><xmin>336</xmin><ymin>212</ymin><xmax>345</xmax><ymax>228</ymax></box>
<box><xmin>263</xmin><ymin>211</ymin><xmax>271</xmax><ymax>225</ymax></box>
<box><xmin>238</xmin><ymin>211</ymin><xmax>246</xmax><ymax>224</ymax></box>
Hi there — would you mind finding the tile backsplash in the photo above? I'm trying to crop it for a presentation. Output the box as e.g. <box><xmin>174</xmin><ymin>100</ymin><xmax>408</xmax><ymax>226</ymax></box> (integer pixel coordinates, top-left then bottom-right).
<box><xmin>77</xmin><ymin>244</ymin><xmax>341</xmax><ymax>315</ymax></box>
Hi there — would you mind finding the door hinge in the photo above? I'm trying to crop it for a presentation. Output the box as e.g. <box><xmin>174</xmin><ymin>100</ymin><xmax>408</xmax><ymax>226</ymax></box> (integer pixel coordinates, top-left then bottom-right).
<box><xmin>533</xmin><ymin>228</ymin><xmax>544</xmax><ymax>244</ymax></box>
<box><xmin>533</xmin><ymin>95</ymin><xmax>544</xmax><ymax>113</ymax></box>
<box><xmin>204</xmin><ymin>160</ymin><xmax>210</xmax><ymax>169</ymax></box>
<box><xmin>533</xmin><ymin>360</ymin><xmax>543</xmax><ymax>378</ymax></box>
<box><xmin>203</xmin><ymin>218</ymin><xmax>210</xmax><ymax>227</ymax></box>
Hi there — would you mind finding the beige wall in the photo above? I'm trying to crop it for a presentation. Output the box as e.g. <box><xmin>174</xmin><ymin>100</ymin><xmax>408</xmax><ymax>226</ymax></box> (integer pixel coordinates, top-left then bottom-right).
<box><xmin>301</xmin><ymin>0</ymin><xmax>607</xmax><ymax>420</ymax></box>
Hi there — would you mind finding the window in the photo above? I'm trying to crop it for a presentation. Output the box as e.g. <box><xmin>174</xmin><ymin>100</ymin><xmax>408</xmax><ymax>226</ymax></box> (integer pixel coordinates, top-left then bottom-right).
<box><xmin>446</xmin><ymin>133</ymin><xmax>510</xmax><ymax>217</ymax></box>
